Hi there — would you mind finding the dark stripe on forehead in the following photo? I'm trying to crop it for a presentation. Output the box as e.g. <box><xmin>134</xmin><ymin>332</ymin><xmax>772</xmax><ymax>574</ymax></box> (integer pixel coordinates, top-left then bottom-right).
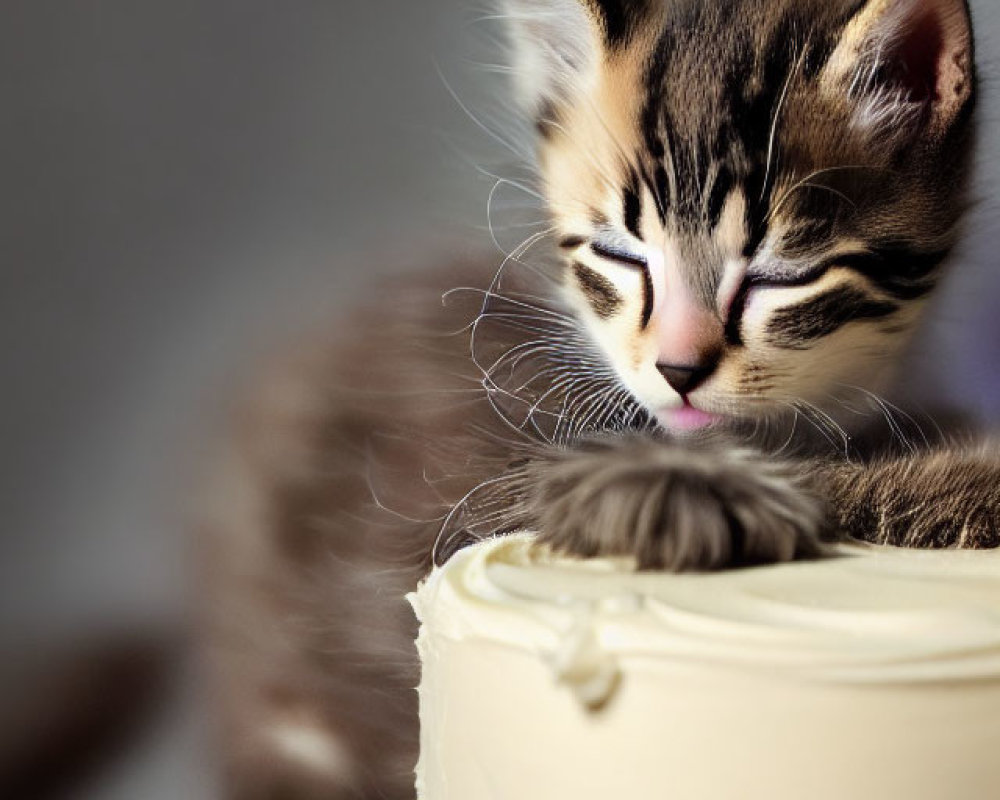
<box><xmin>592</xmin><ymin>0</ymin><xmax>630</xmax><ymax>45</ymax></box>
<box><xmin>639</xmin><ymin>164</ymin><xmax>667</xmax><ymax>223</ymax></box>
<box><xmin>638</xmin><ymin>7</ymin><xmax>862</xmax><ymax>248</ymax></box>
<box><xmin>705</xmin><ymin>165</ymin><xmax>733</xmax><ymax>229</ymax></box>
<box><xmin>834</xmin><ymin>0</ymin><xmax>874</xmax><ymax>30</ymax></box>
<box><xmin>766</xmin><ymin>286</ymin><xmax>899</xmax><ymax>349</ymax></box>
<box><xmin>727</xmin><ymin>17</ymin><xmax>801</xmax><ymax>248</ymax></box>
<box><xmin>585</xmin><ymin>0</ymin><xmax>647</xmax><ymax>47</ymax></box>
<box><xmin>640</xmin><ymin>24</ymin><xmax>757</xmax><ymax>229</ymax></box>
<box><xmin>572</xmin><ymin>262</ymin><xmax>624</xmax><ymax>318</ymax></box>
<box><xmin>780</xmin><ymin>220</ymin><xmax>837</xmax><ymax>256</ymax></box>
<box><xmin>640</xmin><ymin>23</ymin><xmax>675</xmax><ymax>215</ymax></box>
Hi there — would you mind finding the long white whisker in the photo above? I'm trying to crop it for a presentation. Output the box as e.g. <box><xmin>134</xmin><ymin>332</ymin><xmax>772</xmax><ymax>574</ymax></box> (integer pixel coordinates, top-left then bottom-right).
<box><xmin>761</xmin><ymin>43</ymin><xmax>807</xmax><ymax>203</ymax></box>
<box><xmin>434</xmin><ymin>61</ymin><xmax>532</xmax><ymax>162</ymax></box>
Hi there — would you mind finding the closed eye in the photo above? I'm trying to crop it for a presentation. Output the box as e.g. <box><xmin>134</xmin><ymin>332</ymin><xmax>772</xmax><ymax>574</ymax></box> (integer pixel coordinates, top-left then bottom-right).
<box><xmin>727</xmin><ymin>261</ymin><xmax>835</xmax><ymax>345</ymax></box>
<box><xmin>590</xmin><ymin>241</ymin><xmax>648</xmax><ymax>269</ymax></box>
<box><xmin>745</xmin><ymin>260</ymin><xmax>832</xmax><ymax>290</ymax></box>
<box><xmin>589</xmin><ymin>241</ymin><xmax>654</xmax><ymax>328</ymax></box>
<box><xmin>726</xmin><ymin>256</ymin><xmax>865</xmax><ymax>344</ymax></box>
<box><xmin>745</xmin><ymin>248</ymin><xmax>887</xmax><ymax>290</ymax></box>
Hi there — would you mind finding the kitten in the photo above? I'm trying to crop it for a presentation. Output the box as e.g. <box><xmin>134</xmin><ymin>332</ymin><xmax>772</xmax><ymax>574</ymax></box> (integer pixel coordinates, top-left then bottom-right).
<box><xmin>204</xmin><ymin>1</ymin><xmax>994</xmax><ymax>797</ymax></box>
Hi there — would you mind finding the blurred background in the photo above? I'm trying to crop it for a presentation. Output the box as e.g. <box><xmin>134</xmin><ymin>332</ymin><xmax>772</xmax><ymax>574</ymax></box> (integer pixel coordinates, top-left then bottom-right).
<box><xmin>1</xmin><ymin>1</ymin><xmax>998</xmax><ymax>797</ymax></box>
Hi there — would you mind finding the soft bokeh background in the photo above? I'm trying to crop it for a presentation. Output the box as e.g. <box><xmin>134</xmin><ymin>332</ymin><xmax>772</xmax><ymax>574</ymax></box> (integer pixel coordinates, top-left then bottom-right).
<box><xmin>1</xmin><ymin>1</ymin><xmax>998</xmax><ymax>796</ymax></box>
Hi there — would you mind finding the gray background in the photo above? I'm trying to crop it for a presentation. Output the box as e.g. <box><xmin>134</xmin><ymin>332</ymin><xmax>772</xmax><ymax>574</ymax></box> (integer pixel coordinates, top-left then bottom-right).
<box><xmin>1</xmin><ymin>2</ymin><xmax>998</xmax><ymax>796</ymax></box>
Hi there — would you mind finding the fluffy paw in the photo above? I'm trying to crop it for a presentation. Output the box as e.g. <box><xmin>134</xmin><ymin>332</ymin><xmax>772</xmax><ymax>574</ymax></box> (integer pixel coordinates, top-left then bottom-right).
<box><xmin>523</xmin><ymin>437</ymin><xmax>828</xmax><ymax>571</ymax></box>
<box><xmin>833</xmin><ymin>450</ymin><xmax>1000</xmax><ymax>549</ymax></box>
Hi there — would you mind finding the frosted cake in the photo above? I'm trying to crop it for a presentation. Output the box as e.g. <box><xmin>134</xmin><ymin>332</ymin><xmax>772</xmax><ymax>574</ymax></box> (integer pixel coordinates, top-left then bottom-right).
<box><xmin>410</xmin><ymin>534</ymin><xmax>1000</xmax><ymax>799</ymax></box>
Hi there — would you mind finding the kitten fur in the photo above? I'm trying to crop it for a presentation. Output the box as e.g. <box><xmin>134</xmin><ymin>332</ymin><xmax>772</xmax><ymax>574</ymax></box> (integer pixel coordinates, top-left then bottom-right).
<box><xmin>203</xmin><ymin>1</ymin><xmax>994</xmax><ymax>798</ymax></box>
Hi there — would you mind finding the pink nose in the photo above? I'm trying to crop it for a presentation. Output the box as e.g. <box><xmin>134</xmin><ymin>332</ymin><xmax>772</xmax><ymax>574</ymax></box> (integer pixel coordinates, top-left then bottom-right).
<box><xmin>655</xmin><ymin>284</ymin><xmax>723</xmax><ymax>374</ymax></box>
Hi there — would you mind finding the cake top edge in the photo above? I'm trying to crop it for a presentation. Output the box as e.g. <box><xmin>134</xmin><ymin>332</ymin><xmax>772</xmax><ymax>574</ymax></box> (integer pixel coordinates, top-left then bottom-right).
<box><xmin>410</xmin><ymin>534</ymin><xmax>1000</xmax><ymax>692</ymax></box>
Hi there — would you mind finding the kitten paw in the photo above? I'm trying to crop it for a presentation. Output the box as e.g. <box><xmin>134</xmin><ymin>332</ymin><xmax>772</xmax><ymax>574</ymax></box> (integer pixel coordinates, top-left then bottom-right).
<box><xmin>835</xmin><ymin>450</ymin><xmax>1000</xmax><ymax>549</ymax></box>
<box><xmin>524</xmin><ymin>437</ymin><xmax>828</xmax><ymax>571</ymax></box>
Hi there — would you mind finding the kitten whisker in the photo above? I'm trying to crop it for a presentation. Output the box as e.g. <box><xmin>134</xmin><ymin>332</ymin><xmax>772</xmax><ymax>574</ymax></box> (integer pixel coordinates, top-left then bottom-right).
<box><xmin>760</xmin><ymin>43</ymin><xmax>808</xmax><ymax>203</ymax></box>
<box><xmin>434</xmin><ymin>61</ymin><xmax>533</xmax><ymax>163</ymax></box>
<box><xmin>835</xmin><ymin>383</ymin><xmax>929</xmax><ymax>454</ymax></box>
<box><xmin>768</xmin><ymin>164</ymin><xmax>890</xmax><ymax>221</ymax></box>
<box><xmin>433</xmin><ymin>473</ymin><xmax>521</xmax><ymax>566</ymax></box>
<box><xmin>783</xmin><ymin>399</ymin><xmax>849</xmax><ymax>457</ymax></box>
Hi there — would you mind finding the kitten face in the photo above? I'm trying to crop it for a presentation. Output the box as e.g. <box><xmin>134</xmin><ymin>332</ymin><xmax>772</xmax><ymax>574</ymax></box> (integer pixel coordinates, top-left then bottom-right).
<box><xmin>507</xmin><ymin>0</ymin><xmax>975</xmax><ymax>432</ymax></box>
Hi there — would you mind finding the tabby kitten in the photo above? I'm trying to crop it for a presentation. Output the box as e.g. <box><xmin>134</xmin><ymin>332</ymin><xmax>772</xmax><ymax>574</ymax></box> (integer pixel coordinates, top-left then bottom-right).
<box><xmin>206</xmin><ymin>1</ymin><xmax>995</xmax><ymax>797</ymax></box>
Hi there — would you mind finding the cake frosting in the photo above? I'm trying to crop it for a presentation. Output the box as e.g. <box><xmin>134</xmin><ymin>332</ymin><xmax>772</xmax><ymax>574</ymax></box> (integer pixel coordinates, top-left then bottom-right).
<box><xmin>410</xmin><ymin>534</ymin><xmax>1000</xmax><ymax>799</ymax></box>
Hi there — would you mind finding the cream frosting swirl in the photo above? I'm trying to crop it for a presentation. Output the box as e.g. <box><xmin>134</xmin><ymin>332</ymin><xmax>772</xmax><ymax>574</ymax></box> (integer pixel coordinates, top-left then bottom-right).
<box><xmin>411</xmin><ymin>534</ymin><xmax>1000</xmax><ymax>707</ymax></box>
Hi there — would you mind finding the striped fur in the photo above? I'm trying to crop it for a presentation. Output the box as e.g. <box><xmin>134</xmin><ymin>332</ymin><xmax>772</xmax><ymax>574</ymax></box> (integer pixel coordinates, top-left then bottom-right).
<box><xmin>524</xmin><ymin>0</ymin><xmax>976</xmax><ymax>418</ymax></box>
<box><xmin>204</xmin><ymin>3</ymin><xmax>993</xmax><ymax>798</ymax></box>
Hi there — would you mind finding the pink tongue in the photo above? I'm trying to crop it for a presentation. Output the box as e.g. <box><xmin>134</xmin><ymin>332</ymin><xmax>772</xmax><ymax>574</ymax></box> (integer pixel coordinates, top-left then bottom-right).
<box><xmin>663</xmin><ymin>404</ymin><xmax>717</xmax><ymax>431</ymax></box>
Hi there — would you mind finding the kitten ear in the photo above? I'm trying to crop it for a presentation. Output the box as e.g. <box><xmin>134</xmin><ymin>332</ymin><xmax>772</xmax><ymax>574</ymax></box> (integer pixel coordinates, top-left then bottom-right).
<box><xmin>824</xmin><ymin>0</ymin><xmax>974</xmax><ymax>135</ymax></box>
<box><xmin>501</xmin><ymin>0</ymin><xmax>601</xmax><ymax>117</ymax></box>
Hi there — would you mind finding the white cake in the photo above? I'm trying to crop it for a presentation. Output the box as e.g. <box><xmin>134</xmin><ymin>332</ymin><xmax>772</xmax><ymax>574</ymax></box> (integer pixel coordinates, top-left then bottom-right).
<box><xmin>409</xmin><ymin>534</ymin><xmax>1000</xmax><ymax>799</ymax></box>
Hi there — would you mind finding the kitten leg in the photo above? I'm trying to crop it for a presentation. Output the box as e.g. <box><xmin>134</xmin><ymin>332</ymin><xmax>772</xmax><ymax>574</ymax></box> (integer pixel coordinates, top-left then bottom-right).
<box><xmin>811</xmin><ymin>446</ymin><xmax>1000</xmax><ymax>550</ymax></box>
<box><xmin>515</xmin><ymin>436</ymin><xmax>829</xmax><ymax>571</ymax></box>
